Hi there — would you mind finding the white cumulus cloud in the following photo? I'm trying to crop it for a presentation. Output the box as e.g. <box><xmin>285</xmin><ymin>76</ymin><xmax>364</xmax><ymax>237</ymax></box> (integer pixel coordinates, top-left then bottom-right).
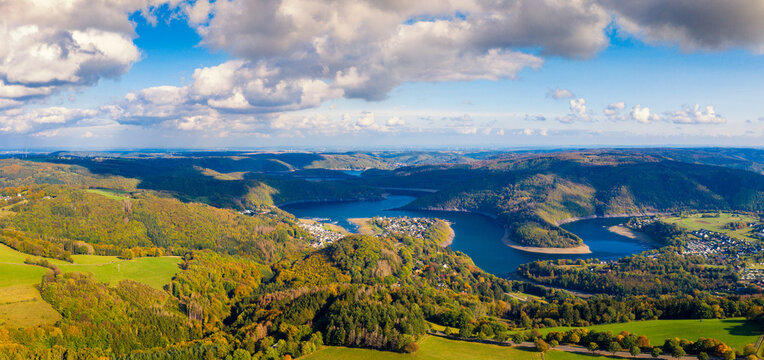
<box><xmin>547</xmin><ymin>88</ymin><xmax>575</xmax><ymax>100</ymax></box>
<box><xmin>666</xmin><ymin>104</ymin><xmax>726</xmax><ymax>124</ymax></box>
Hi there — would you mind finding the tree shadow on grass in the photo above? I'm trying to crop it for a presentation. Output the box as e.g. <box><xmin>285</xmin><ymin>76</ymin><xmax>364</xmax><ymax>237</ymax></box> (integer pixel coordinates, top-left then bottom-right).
<box><xmin>720</xmin><ymin>319</ymin><xmax>763</xmax><ymax>337</ymax></box>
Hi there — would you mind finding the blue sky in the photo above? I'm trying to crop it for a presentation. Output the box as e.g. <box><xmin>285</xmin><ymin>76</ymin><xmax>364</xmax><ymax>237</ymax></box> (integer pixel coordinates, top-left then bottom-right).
<box><xmin>1</xmin><ymin>0</ymin><xmax>762</xmax><ymax>150</ymax></box>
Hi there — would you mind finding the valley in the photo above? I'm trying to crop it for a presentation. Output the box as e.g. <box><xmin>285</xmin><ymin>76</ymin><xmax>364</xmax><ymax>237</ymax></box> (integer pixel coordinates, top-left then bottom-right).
<box><xmin>0</xmin><ymin>149</ymin><xmax>762</xmax><ymax>359</ymax></box>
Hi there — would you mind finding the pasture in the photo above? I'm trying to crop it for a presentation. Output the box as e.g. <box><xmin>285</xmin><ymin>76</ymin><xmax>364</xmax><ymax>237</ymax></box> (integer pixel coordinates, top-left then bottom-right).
<box><xmin>0</xmin><ymin>243</ymin><xmax>181</xmax><ymax>327</ymax></box>
<box><xmin>0</xmin><ymin>285</ymin><xmax>61</xmax><ymax>328</ymax></box>
<box><xmin>533</xmin><ymin>318</ymin><xmax>761</xmax><ymax>351</ymax></box>
<box><xmin>662</xmin><ymin>212</ymin><xmax>758</xmax><ymax>241</ymax></box>
<box><xmin>303</xmin><ymin>335</ymin><xmax>607</xmax><ymax>360</ymax></box>
<box><xmin>58</xmin><ymin>255</ymin><xmax>182</xmax><ymax>290</ymax></box>
<box><xmin>85</xmin><ymin>188</ymin><xmax>131</xmax><ymax>201</ymax></box>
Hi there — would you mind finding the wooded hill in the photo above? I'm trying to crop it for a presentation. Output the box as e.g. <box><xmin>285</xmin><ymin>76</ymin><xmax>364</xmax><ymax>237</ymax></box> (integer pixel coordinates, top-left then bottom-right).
<box><xmin>0</xmin><ymin>185</ymin><xmax>310</xmax><ymax>264</ymax></box>
<box><xmin>362</xmin><ymin>152</ymin><xmax>764</xmax><ymax>248</ymax></box>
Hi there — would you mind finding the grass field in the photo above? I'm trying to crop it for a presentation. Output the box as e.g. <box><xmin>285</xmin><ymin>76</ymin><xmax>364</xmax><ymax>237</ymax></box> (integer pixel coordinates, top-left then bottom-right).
<box><xmin>85</xmin><ymin>188</ymin><xmax>131</xmax><ymax>201</ymax></box>
<box><xmin>532</xmin><ymin>318</ymin><xmax>762</xmax><ymax>350</ymax></box>
<box><xmin>663</xmin><ymin>212</ymin><xmax>758</xmax><ymax>241</ymax></box>
<box><xmin>507</xmin><ymin>291</ymin><xmax>547</xmax><ymax>303</ymax></box>
<box><xmin>0</xmin><ymin>263</ymin><xmax>50</xmax><ymax>288</ymax></box>
<box><xmin>302</xmin><ymin>335</ymin><xmax>608</xmax><ymax>360</ymax></box>
<box><xmin>0</xmin><ymin>200</ymin><xmax>26</xmax><ymax>219</ymax></box>
<box><xmin>0</xmin><ymin>243</ymin><xmax>181</xmax><ymax>327</ymax></box>
<box><xmin>0</xmin><ymin>285</ymin><xmax>61</xmax><ymax>328</ymax></box>
<box><xmin>58</xmin><ymin>255</ymin><xmax>182</xmax><ymax>290</ymax></box>
<box><xmin>427</xmin><ymin>321</ymin><xmax>459</xmax><ymax>335</ymax></box>
<box><xmin>1</xmin><ymin>244</ymin><xmax>181</xmax><ymax>290</ymax></box>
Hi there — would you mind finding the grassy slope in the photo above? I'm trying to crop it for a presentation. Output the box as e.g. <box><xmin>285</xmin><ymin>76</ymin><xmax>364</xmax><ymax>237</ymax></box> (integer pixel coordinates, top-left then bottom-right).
<box><xmin>85</xmin><ymin>188</ymin><xmax>131</xmax><ymax>201</ymax></box>
<box><xmin>0</xmin><ymin>245</ymin><xmax>62</xmax><ymax>327</ymax></box>
<box><xmin>58</xmin><ymin>256</ymin><xmax>182</xmax><ymax>290</ymax></box>
<box><xmin>0</xmin><ymin>243</ymin><xmax>181</xmax><ymax>290</ymax></box>
<box><xmin>0</xmin><ymin>263</ymin><xmax>49</xmax><ymax>288</ymax></box>
<box><xmin>303</xmin><ymin>335</ymin><xmax>606</xmax><ymax>360</ymax></box>
<box><xmin>0</xmin><ymin>243</ymin><xmax>181</xmax><ymax>328</ymax></box>
<box><xmin>533</xmin><ymin>318</ymin><xmax>761</xmax><ymax>350</ymax></box>
<box><xmin>0</xmin><ymin>285</ymin><xmax>61</xmax><ymax>328</ymax></box>
<box><xmin>663</xmin><ymin>212</ymin><xmax>759</xmax><ymax>241</ymax></box>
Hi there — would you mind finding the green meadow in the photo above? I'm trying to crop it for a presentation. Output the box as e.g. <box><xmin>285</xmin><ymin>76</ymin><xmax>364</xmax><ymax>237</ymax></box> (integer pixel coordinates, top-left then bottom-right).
<box><xmin>0</xmin><ymin>285</ymin><xmax>61</xmax><ymax>328</ymax></box>
<box><xmin>532</xmin><ymin>318</ymin><xmax>762</xmax><ymax>350</ymax></box>
<box><xmin>663</xmin><ymin>212</ymin><xmax>758</xmax><ymax>241</ymax></box>
<box><xmin>58</xmin><ymin>255</ymin><xmax>182</xmax><ymax>290</ymax></box>
<box><xmin>0</xmin><ymin>243</ymin><xmax>181</xmax><ymax>327</ymax></box>
<box><xmin>0</xmin><ymin>243</ymin><xmax>182</xmax><ymax>290</ymax></box>
<box><xmin>303</xmin><ymin>335</ymin><xmax>613</xmax><ymax>360</ymax></box>
<box><xmin>85</xmin><ymin>188</ymin><xmax>131</xmax><ymax>201</ymax></box>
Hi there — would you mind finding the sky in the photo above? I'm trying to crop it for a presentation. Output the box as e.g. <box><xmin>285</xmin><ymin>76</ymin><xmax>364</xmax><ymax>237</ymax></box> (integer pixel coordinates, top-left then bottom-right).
<box><xmin>0</xmin><ymin>0</ymin><xmax>763</xmax><ymax>150</ymax></box>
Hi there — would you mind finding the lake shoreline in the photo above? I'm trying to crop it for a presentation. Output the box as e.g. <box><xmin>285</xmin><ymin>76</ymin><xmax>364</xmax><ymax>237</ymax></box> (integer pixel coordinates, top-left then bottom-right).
<box><xmin>401</xmin><ymin>206</ymin><xmax>498</xmax><ymax>220</ymax></box>
<box><xmin>276</xmin><ymin>196</ymin><xmax>386</xmax><ymax>207</ymax></box>
<box><xmin>402</xmin><ymin>206</ymin><xmax>597</xmax><ymax>253</ymax></box>
<box><xmin>607</xmin><ymin>225</ymin><xmax>662</xmax><ymax>248</ymax></box>
<box><xmin>348</xmin><ymin>217</ymin><xmax>456</xmax><ymax>248</ymax></box>
<box><xmin>501</xmin><ymin>229</ymin><xmax>592</xmax><ymax>254</ymax></box>
<box><xmin>441</xmin><ymin>221</ymin><xmax>456</xmax><ymax>247</ymax></box>
<box><xmin>555</xmin><ymin>212</ymin><xmax>671</xmax><ymax>226</ymax></box>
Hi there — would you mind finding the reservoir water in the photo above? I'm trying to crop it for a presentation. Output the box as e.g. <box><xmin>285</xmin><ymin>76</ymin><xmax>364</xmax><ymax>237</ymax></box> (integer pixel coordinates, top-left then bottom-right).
<box><xmin>282</xmin><ymin>195</ymin><xmax>654</xmax><ymax>277</ymax></box>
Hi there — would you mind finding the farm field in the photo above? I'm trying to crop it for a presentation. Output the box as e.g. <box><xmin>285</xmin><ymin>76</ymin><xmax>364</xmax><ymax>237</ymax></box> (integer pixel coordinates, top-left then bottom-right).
<box><xmin>662</xmin><ymin>213</ymin><xmax>759</xmax><ymax>241</ymax></box>
<box><xmin>57</xmin><ymin>255</ymin><xmax>182</xmax><ymax>290</ymax></box>
<box><xmin>85</xmin><ymin>188</ymin><xmax>131</xmax><ymax>201</ymax></box>
<box><xmin>302</xmin><ymin>335</ymin><xmax>606</xmax><ymax>360</ymax></box>
<box><xmin>0</xmin><ymin>243</ymin><xmax>181</xmax><ymax>290</ymax></box>
<box><xmin>0</xmin><ymin>243</ymin><xmax>181</xmax><ymax>327</ymax></box>
<box><xmin>0</xmin><ymin>285</ymin><xmax>61</xmax><ymax>328</ymax></box>
<box><xmin>532</xmin><ymin>318</ymin><xmax>762</xmax><ymax>350</ymax></box>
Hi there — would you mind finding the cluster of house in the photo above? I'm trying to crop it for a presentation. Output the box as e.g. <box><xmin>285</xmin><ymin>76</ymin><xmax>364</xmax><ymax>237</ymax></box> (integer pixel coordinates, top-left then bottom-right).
<box><xmin>746</xmin><ymin>222</ymin><xmax>764</xmax><ymax>239</ymax></box>
<box><xmin>1</xmin><ymin>193</ymin><xmax>23</xmax><ymax>202</ymax></box>
<box><xmin>297</xmin><ymin>221</ymin><xmax>344</xmax><ymax>248</ymax></box>
<box><xmin>371</xmin><ymin>216</ymin><xmax>437</xmax><ymax>239</ymax></box>
<box><xmin>626</xmin><ymin>217</ymin><xmax>657</xmax><ymax>229</ymax></box>
<box><xmin>237</xmin><ymin>207</ymin><xmax>278</xmax><ymax>218</ymax></box>
<box><xmin>740</xmin><ymin>267</ymin><xmax>764</xmax><ymax>288</ymax></box>
<box><xmin>684</xmin><ymin>228</ymin><xmax>760</xmax><ymax>261</ymax></box>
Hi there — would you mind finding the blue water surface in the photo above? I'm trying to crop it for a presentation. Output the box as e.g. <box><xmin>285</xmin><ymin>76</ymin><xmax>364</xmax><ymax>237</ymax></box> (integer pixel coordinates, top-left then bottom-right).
<box><xmin>282</xmin><ymin>195</ymin><xmax>653</xmax><ymax>276</ymax></box>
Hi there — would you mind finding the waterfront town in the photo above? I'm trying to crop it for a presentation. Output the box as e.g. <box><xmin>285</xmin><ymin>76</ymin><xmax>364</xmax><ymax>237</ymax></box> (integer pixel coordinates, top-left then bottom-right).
<box><xmin>297</xmin><ymin>220</ymin><xmax>345</xmax><ymax>248</ymax></box>
<box><xmin>294</xmin><ymin>216</ymin><xmax>447</xmax><ymax>248</ymax></box>
<box><xmin>684</xmin><ymin>228</ymin><xmax>760</xmax><ymax>259</ymax></box>
<box><xmin>369</xmin><ymin>216</ymin><xmax>442</xmax><ymax>240</ymax></box>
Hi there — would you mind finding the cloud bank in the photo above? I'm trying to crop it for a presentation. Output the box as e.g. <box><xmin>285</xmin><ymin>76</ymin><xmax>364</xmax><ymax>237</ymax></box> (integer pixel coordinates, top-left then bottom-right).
<box><xmin>0</xmin><ymin>0</ymin><xmax>759</xmax><ymax>138</ymax></box>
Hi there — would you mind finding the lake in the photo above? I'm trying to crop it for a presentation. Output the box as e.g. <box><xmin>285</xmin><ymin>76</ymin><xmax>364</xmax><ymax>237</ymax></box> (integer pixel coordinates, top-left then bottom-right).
<box><xmin>282</xmin><ymin>195</ymin><xmax>654</xmax><ymax>277</ymax></box>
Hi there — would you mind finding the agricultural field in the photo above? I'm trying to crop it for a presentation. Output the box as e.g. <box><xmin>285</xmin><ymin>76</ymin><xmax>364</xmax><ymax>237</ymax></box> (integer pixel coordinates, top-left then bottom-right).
<box><xmin>0</xmin><ymin>285</ymin><xmax>61</xmax><ymax>328</ymax></box>
<box><xmin>427</xmin><ymin>321</ymin><xmax>459</xmax><ymax>335</ymax></box>
<box><xmin>0</xmin><ymin>243</ymin><xmax>182</xmax><ymax>328</ymax></box>
<box><xmin>303</xmin><ymin>335</ymin><xmax>606</xmax><ymax>360</ymax></box>
<box><xmin>0</xmin><ymin>200</ymin><xmax>25</xmax><ymax>219</ymax></box>
<box><xmin>507</xmin><ymin>291</ymin><xmax>548</xmax><ymax>303</ymax></box>
<box><xmin>0</xmin><ymin>243</ymin><xmax>182</xmax><ymax>290</ymax></box>
<box><xmin>57</xmin><ymin>255</ymin><xmax>182</xmax><ymax>290</ymax></box>
<box><xmin>532</xmin><ymin>318</ymin><xmax>762</xmax><ymax>351</ymax></box>
<box><xmin>85</xmin><ymin>188</ymin><xmax>131</xmax><ymax>201</ymax></box>
<box><xmin>0</xmin><ymin>263</ymin><xmax>50</xmax><ymax>288</ymax></box>
<box><xmin>0</xmin><ymin>245</ymin><xmax>62</xmax><ymax>327</ymax></box>
<box><xmin>662</xmin><ymin>212</ymin><xmax>759</xmax><ymax>241</ymax></box>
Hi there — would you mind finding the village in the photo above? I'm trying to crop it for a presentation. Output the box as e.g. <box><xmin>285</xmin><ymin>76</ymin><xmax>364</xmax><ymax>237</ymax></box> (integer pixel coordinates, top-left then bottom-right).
<box><xmin>683</xmin><ymin>228</ymin><xmax>764</xmax><ymax>288</ymax></box>
<box><xmin>297</xmin><ymin>220</ymin><xmax>345</xmax><ymax>248</ymax></box>
<box><xmin>369</xmin><ymin>216</ymin><xmax>439</xmax><ymax>240</ymax></box>
<box><xmin>684</xmin><ymin>228</ymin><xmax>760</xmax><ymax>259</ymax></box>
